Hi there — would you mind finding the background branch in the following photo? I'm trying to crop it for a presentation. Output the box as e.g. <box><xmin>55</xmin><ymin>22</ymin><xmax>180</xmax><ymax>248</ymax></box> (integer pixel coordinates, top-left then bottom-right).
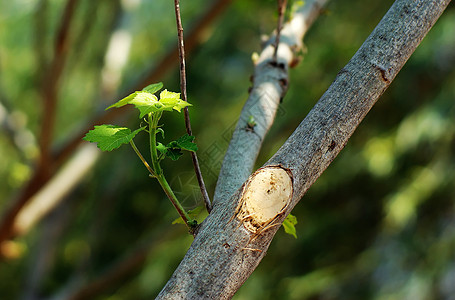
<box><xmin>38</xmin><ymin>0</ymin><xmax>80</xmax><ymax>175</ymax></box>
<box><xmin>0</xmin><ymin>0</ymin><xmax>81</xmax><ymax>249</ymax></box>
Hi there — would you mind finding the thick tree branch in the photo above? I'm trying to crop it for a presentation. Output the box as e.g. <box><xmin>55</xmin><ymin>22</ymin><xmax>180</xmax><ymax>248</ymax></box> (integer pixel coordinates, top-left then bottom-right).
<box><xmin>214</xmin><ymin>0</ymin><xmax>327</xmax><ymax>206</ymax></box>
<box><xmin>157</xmin><ymin>0</ymin><xmax>451</xmax><ymax>298</ymax></box>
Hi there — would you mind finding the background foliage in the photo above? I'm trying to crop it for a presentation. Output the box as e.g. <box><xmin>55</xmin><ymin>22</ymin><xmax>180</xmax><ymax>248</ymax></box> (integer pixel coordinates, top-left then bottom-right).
<box><xmin>0</xmin><ymin>0</ymin><xmax>454</xmax><ymax>299</ymax></box>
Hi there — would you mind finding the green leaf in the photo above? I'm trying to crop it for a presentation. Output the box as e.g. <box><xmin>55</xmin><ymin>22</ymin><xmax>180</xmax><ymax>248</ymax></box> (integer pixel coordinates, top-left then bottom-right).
<box><xmin>105</xmin><ymin>86</ymin><xmax>191</xmax><ymax>118</ymax></box>
<box><xmin>283</xmin><ymin>214</ymin><xmax>298</xmax><ymax>238</ymax></box>
<box><xmin>129</xmin><ymin>92</ymin><xmax>164</xmax><ymax>118</ymax></box>
<box><xmin>159</xmin><ymin>89</ymin><xmax>180</xmax><ymax>101</ymax></box>
<box><xmin>159</xmin><ymin>89</ymin><xmax>191</xmax><ymax>112</ymax></box>
<box><xmin>142</xmin><ymin>82</ymin><xmax>163</xmax><ymax>94</ymax></box>
<box><xmin>83</xmin><ymin>125</ymin><xmax>145</xmax><ymax>151</ymax></box>
<box><xmin>166</xmin><ymin>147</ymin><xmax>183</xmax><ymax>161</ymax></box>
<box><xmin>172</xmin><ymin>134</ymin><xmax>198</xmax><ymax>152</ymax></box>
<box><xmin>106</xmin><ymin>92</ymin><xmax>139</xmax><ymax>110</ymax></box>
<box><xmin>158</xmin><ymin>134</ymin><xmax>198</xmax><ymax>161</ymax></box>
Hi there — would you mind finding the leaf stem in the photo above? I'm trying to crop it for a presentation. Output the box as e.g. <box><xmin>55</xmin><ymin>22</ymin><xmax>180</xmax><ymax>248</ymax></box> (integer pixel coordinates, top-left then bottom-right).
<box><xmin>147</xmin><ymin>111</ymin><xmax>196</xmax><ymax>233</ymax></box>
<box><xmin>174</xmin><ymin>0</ymin><xmax>212</xmax><ymax>213</ymax></box>
<box><xmin>129</xmin><ymin>140</ymin><xmax>156</xmax><ymax>177</ymax></box>
<box><xmin>149</xmin><ymin>112</ymin><xmax>162</xmax><ymax>175</ymax></box>
<box><xmin>155</xmin><ymin>173</ymin><xmax>196</xmax><ymax>234</ymax></box>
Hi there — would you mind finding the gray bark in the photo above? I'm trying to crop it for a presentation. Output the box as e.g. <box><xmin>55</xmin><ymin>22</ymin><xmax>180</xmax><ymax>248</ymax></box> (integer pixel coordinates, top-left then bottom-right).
<box><xmin>157</xmin><ymin>0</ymin><xmax>451</xmax><ymax>299</ymax></box>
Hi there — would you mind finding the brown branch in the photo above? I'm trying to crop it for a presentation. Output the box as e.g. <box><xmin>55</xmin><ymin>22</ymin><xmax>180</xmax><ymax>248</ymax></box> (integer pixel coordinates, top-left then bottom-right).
<box><xmin>39</xmin><ymin>0</ymin><xmax>80</xmax><ymax>174</ymax></box>
<box><xmin>174</xmin><ymin>0</ymin><xmax>212</xmax><ymax>214</ymax></box>
<box><xmin>33</xmin><ymin>0</ymin><xmax>49</xmax><ymax>75</ymax></box>
<box><xmin>273</xmin><ymin>0</ymin><xmax>288</xmax><ymax>62</ymax></box>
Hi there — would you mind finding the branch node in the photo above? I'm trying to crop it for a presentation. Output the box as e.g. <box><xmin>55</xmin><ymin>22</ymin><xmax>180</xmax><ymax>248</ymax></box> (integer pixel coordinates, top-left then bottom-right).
<box><xmin>372</xmin><ymin>63</ymin><xmax>391</xmax><ymax>83</ymax></box>
<box><xmin>235</xmin><ymin>166</ymin><xmax>293</xmax><ymax>235</ymax></box>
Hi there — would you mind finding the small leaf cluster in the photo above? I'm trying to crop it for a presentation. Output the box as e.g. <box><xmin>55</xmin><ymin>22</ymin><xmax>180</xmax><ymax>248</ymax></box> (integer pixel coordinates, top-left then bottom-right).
<box><xmin>83</xmin><ymin>82</ymin><xmax>198</xmax><ymax>231</ymax></box>
<box><xmin>157</xmin><ymin>134</ymin><xmax>198</xmax><ymax>161</ymax></box>
<box><xmin>107</xmin><ymin>83</ymin><xmax>190</xmax><ymax>118</ymax></box>
<box><xmin>83</xmin><ymin>82</ymin><xmax>195</xmax><ymax>156</ymax></box>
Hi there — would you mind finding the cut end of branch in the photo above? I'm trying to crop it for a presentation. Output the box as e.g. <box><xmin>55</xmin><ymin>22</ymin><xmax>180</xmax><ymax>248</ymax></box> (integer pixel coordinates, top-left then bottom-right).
<box><xmin>236</xmin><ymin>166</ymin><xmax>293</xmax><ymax>234</ymax></box>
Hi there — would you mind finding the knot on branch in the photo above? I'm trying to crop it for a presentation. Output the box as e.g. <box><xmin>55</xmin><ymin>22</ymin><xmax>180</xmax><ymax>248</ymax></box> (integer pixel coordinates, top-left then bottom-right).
<box><xmin>235</xmin><ymin>166</ymin><xmax>293</xmax><ymax>235</ymax></box>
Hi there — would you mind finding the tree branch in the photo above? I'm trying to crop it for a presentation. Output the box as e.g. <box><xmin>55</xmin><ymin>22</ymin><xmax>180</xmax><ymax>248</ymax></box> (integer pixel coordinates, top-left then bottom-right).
<box><xmin>157</xmin><ymin>0</ymin><xmax>451</xmax><ymax>298</ymax></box>
<box><xmin>174</xmin><ymin>0</ymin><xmax>212</xmax><ymax>213</ymax></box>
<box><xmin>214</xmin><ymin>0</ymin><xmax>327</xmax><ymax>206</ymax></box>
<box><xmin>273</xmin><ymin>0</ymin><xmax>288</xmax><ymax>62</ymax></box>
<box><xmin>38</xmin><ymin>0</ymin><xmax>80</xmax><ymax>175</ymax></box>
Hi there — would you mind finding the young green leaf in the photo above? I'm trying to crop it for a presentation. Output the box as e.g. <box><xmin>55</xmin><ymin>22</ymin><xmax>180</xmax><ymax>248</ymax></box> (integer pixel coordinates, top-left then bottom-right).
<box><xmin>282</xmin><ymin>214</ymin><xmax>298</xmax><ymax>238</ymax></box>
<box><xmin>171</xmin><ymin>134</ymin><xmax>198</xmax><ymax>152</ymax></box>
<box><xmin>106</xmin><ymin>92</ymin><xmax>139</xmax><ymax>110</ymax></box>
<box><xmin>159</xmin><ymin>89</ymin><xmax>191</xmax><ymax>112</ymax></box>
<box><xmin>166</xmin><ymin>148</ymin><xmax>184</xmax><ymax>161</ymax></box>
<box><xmin>129</xmin><ymin>92</ymin><xmax>164</xmax><ymax>118</ymax></box>
<box><xmin>142</xmin><ymin>82</ymin><xmax>163</xmax><ymax>94</ymax></box>
<box><xmin>83</xmin><ymin>125</ymin><xmax>146</xmax><ymax>151</ymax></box>
<box><xmin>105</xmin><ymin>85</ymin><xmax>191</xmax><ymax>118</ymax></box>
<box><xmin>157</xmin><ymin>134</ymin><xmax>198</xmax><ymax>161</ymax></box>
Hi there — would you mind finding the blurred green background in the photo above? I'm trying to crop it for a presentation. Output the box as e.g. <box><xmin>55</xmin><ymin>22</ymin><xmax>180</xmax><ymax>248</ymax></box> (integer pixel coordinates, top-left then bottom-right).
<box><xmin>1</xmin><ymin>0</ymin><xmax>454</xmax><ymax>299</ymax></box>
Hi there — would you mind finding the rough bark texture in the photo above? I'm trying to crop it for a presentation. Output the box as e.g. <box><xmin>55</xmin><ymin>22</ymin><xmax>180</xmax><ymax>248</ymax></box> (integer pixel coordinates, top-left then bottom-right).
<box><xmin>157</xmin><ymin>0</ymin><xmax>451</xmax><ymax>299</ymax></box>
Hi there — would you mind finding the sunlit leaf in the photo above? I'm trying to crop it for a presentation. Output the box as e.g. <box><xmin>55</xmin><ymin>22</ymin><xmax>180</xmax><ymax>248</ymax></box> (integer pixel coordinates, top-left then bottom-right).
<box><xmin>83</xmin><ymin>125</ymin><xmax>146</xmax><ymax>151</ymax></box>
<box><xmin>283</xmin><ymin>214</ymin><xmax>298</xmax><ymax>238</ymax></box>
<box><xmin>142</xmin><ymin>82</ymin><xmax>163</xmax><ymax>94</ymax></box>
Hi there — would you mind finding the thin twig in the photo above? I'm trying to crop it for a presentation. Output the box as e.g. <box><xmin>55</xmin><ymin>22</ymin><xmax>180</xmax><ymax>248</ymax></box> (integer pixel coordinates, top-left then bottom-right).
<box><xmin>174</xmin><ymin>0</ymin><xmax>212</xmax><ymax>213</ymax></box>
<box><xmin>273</xmin><ymin>0</ymin><xmax>287</xmax><ymax>62</ymax></box>
<box><xmin>129</xmin><ymin>140</ymin><xmax>156</xmax><ymax>177</ymax></box>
